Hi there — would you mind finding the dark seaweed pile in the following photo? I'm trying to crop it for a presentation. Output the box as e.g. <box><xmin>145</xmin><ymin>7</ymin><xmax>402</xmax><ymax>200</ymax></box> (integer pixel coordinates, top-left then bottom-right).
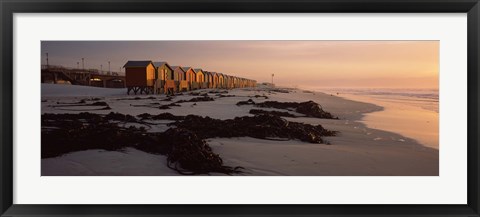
<box><xmin>50</xmin><ymin>100</ymin><xmax>111</xmax><ymax>111</ymax></box>
<box><xmin>137</xmin><ymin>112</ymin><xmax>185</xmax><ymax>121</ymax></box>
<box><xmin>249</xmin><ymin>109</ymin><xmax>296</xmax><ymax>117</ymax></box>
<box><xmin>42</xmin><ymin>112</ymin><xmax>242</xmax><ymax>175</ymax></box>
<box><xmin>176</xmin><ymin>96</ymin><xmax>215</xmax><ymax>103</ymax></box>
<box><xmin>42</xmin><ymin>111</ymin><xmax>336</xmax><ymax>175</ymax></box>
<box><xmin>157</xmin><ymin>128</ymin><xmax>243</xmax><ymax>175</ymax></box>
<box><xmin>173</xmin><ymin>114</ymin><xmax>335</xmax><ymax>143</ymax></box>
<box><xmin>237</xmin><ymin>100</ymin><xmax>337</xmax><ymax>119</ymax></box>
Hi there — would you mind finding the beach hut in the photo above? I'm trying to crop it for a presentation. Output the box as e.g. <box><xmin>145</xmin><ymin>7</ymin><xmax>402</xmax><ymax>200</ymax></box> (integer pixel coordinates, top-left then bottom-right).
<box><xmin>228</xmin><ymin>75</ymin><xmax>235</xmax><ymax>89</ymax></box>
<box><xmin>194</xmin><ymin>68</ymin><xmax>207</xmax><ymax>89</ymax></box>
<box><xmin>225</xmin><ymin>75</ymin><xmax>232</xmax><ymax>89</ymax></box>
<box><xmin>223</xmin><ymin>75</ymin><xmax>229</xmax><ymax>89</ymax></box>
<box><xmin>208</xmin><ymin>71</ymin><xmax>215</xmax><ymax>89</ymax></box>
<box><xmin>233</xmin><ymin>77</ymin><xmax>239</xmax><ymax>88</ymax></box>
<box><xmin>124</xmin><ymin>60</ymin><xmax>155</xmax><ymax>95</ymax></box>
<box><xmin>153</xmin><ymin>61</ymin><xmax>174</xmax><ymax>94</ymax></box>
<box><xmin>203</xmin><ymin>71</ymin><xmax>212</xmax><ymax>89</ymax></box>
<box><xmin>212</xmin><ymin>72</ymin><xmax>219</xmax><ymax>89</ymax></box>
<box><xmin>171</xmin><ymin>66</ymin><xmax>188</xmax><ymax>92</ymax></box>
<box><xmin>182</xmin><ymin>67</ymin><xmax>197</xmax><ymax>90</ymax></box>
<box><xmin>218</xmin><ymin>73</ymin><xmax>226</xmax><ymax>89</ymax></box>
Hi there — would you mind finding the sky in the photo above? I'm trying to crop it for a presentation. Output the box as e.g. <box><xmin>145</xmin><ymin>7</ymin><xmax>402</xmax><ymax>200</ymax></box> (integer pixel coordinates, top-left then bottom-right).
<box><xmin>41</xmin><ymin>41</ymin><xmax>439</xmax><ymax>89</ymax></box>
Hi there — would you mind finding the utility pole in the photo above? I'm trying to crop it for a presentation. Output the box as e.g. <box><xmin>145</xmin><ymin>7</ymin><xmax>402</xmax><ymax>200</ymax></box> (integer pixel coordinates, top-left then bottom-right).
<box><xmin>77</xmin><ymin>62</ymin><xmax>79</xmax><ymax>69</ymax></box>
<box><xmin>108</xmin><ymin>61</ymin><xmax>111</xmax><ymax>75</ymax></box>
<box><xmin>81</xmin><ymin>58</ymin><xmax>85</xmax><ymax>71</ymax></box>
<box><xmin>46</xmin><ymin>53</ymin><xmax>49</xmax><ymax>68</ymax></box>
<box><xmin>100</xmin><ymin>64</ymin><xmax>103</xmax><ymax>74</ymax></box>
<box><xmin>271</xmin><ymin>73</ymin><xmax>274</xmax><ymax>85</ymax></box>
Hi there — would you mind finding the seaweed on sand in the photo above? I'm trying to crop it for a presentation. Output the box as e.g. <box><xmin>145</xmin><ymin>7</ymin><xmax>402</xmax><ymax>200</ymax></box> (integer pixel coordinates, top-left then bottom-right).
<box><xmin>157</xmin><ymin>128</ymin><xmax>243</xmax><ymax>175</ymax></box>
<box><xmin>116</xmin><ymin>96</ymin><xmax>156</xmax><ymax>101</ymax></box>
<box><xmin>237</xmin><ymin>100</ymin><xmax>337</xmax><ymax>119</ymax></box>
<box><xmin>217</xmin><ymin>94</ymin><xmax>236</xmax><ymax>97</ymax></box>
<box><xmin>209</xmin><ymin>90</ymin><xmax>228</xmax><ymax>94</ymax></box>
<box><xmin>41</xmin><ymin>112</ymin><xmax>336</xmax><ymax>175</ymax></box>
<box><xmin>172</xmin><ymin>114</ymin><xmax>336</xmax><ymax>144</ymax></box>
<box><xmin>130</xmin><ymin>102</ymin><xmax>180</xmax><ymax>110</ymax></box>
<box><xmin>41</xmin><ymin>112</ymin><xmax>242</xmax><ymax>175</ymax></box>
<box><xmin>176</xmin><ymin>96</ymin><xmax>214</xmax><ymax>103</ymax></box>
<box><xmin>158</xmin><ymin>103</ymin><xmax>181</xmax><ymax>109</ymax></box>
<box><xmin>51</xmin><ymin>101</ymin><xmax>109</xmax><ymax>107</ymax></box>
<box><xmin>236</xmin><ymin>99</ymin><xmax>256</xmax><ymax>106</ymax></box>
<box><xmin>50</xmin><ymin>101</ymin><xmax>111</xmax><ymax>111</ymax></box>
<box><xmin>269</xmin><ymin>88</ymin><xmax>291</xmax><ymax>93</ymax></box>
<box><xmin>137</xmin><ymin>113</ymin><xmax>185</xmax><ymax>121</ymax></box>
<box><xmin>249</xmin><ymin>109</ymin><xmax>296</xmax><ymax>117</ymax></box>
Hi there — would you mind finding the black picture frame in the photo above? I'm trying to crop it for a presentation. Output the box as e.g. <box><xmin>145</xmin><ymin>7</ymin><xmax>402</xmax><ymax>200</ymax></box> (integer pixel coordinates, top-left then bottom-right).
<box><xmin>1</xmin><ymin>0</ymin><xmax>479</xmax><ymax>216</ymax></box>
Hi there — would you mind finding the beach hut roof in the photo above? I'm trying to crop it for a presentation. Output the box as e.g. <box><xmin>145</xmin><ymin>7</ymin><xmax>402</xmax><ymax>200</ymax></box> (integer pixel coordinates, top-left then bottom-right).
<box><xmin>171</xmin><ymin>66</ymin><xmax>186</xmax><ymax>72</ymax></box>
<box><xmin>153</xmin><ymin>61</ymin><xmax>173</xmax><ymax>70</ymax></box>
<box><xmin>123</xmin><ymin>60</ymin><xmax>153</xmax><ymax>68</ymax></box>
<box><xmin>182</xmin><ymin>67</ymin><xmax>193</xmax><ymax>72</ymax></box>
<box><xmin>194</xmin><ymin>68</ymin><xmax>203</xmax><ymax>73</ymax></box>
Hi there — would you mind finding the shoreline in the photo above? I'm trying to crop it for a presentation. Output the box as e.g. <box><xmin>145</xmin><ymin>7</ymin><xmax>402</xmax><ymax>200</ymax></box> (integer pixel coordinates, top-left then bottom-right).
<box><xmin>316</xmin><ymin>89</ymin><xmax>439</xmax><ymax>150</ymax></box>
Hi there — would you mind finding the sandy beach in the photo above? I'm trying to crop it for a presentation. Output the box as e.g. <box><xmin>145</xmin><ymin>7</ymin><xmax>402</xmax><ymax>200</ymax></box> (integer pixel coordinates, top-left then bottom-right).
<box><xmin>41</xmin><ymin>84</ymin><xmax>439</xmax><ymax>176</ymax></box>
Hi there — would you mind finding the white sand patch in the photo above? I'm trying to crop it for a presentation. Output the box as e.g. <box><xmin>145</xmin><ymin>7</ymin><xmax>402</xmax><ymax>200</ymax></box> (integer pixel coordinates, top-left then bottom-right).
<box><xmin>42</xmin><ymin>148</ymin><xmax>177</xmax><ymax>176</ymax></box>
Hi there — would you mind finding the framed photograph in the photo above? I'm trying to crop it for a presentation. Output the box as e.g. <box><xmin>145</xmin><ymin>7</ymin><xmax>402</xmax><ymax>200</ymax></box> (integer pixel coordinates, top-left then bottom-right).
<box><xmin>1</xmin><ymin>0</ymin><xmax>479</xmax><ymax>216</ymax></box>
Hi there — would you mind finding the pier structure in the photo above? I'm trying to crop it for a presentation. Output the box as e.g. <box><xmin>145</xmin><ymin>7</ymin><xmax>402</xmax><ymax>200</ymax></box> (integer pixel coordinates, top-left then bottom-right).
<box><xmin>41</xmin><ymin>65</ymin><xmax>126</xmax><ymax>88</ymax></box>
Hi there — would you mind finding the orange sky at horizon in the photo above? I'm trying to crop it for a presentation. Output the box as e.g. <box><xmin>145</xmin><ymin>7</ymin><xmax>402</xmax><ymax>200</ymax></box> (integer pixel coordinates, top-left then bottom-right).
<box><xmin>42</xmin><ymin>41</ymin><xmax>439</xmax><ymax>89</ymax></box>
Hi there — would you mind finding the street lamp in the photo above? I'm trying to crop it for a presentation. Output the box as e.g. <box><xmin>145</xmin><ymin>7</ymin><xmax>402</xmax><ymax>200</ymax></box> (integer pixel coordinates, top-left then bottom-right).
<box><xmin>108</xmin><ymin>61</ymin><xmax>111</xmax><ymax>75</ymax></box>
<box><xmin>81</xmin><ymin>58</ymin><xmax>85</xmax><ymax>70</ymax></box>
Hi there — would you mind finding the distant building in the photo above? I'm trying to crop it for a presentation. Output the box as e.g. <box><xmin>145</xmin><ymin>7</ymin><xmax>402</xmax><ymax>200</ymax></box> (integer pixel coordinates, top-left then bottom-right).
<box><xmin>262</xmin><ymin>82</ymin><xmax>275</xmax><ymax>88</ymax></box>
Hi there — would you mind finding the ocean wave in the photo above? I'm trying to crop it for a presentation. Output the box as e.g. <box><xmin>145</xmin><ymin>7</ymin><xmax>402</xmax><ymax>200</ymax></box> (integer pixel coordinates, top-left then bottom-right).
<box><xmin>317</xmin><ymin>88</ymin><xmax>439</xmax><ymax>113</ymax></box>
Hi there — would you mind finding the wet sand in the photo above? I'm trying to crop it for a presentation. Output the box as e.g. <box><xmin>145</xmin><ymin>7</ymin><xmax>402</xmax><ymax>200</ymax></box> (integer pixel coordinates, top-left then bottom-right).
<box><xmin>327</xmin><ymin>92</ymin><xmax>439</xmax><ymax>150</ymax></box>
